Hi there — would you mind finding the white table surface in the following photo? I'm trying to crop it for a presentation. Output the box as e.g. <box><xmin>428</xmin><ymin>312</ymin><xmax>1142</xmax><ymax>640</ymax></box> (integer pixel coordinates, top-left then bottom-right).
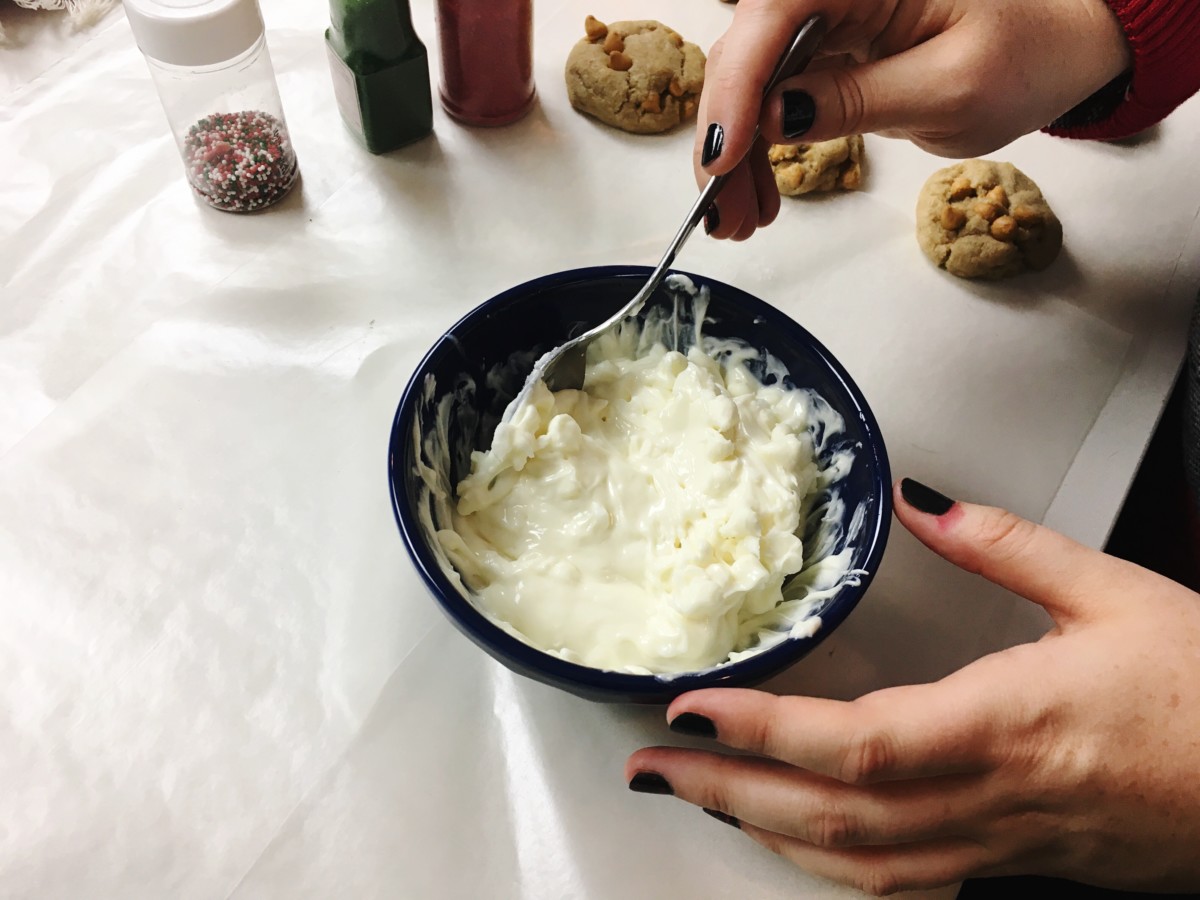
<box><xmin>3</xmin><ymin>1</ymin><xmax>1198</xmax><ymax>898</ymax></box>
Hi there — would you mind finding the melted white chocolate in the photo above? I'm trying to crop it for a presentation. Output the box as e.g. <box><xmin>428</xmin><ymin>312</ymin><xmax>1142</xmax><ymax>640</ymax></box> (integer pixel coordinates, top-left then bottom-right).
<box><xmin>434</xmin><ymin>308</ymin><xmax>853</xmax><ymax>673</ymax></box>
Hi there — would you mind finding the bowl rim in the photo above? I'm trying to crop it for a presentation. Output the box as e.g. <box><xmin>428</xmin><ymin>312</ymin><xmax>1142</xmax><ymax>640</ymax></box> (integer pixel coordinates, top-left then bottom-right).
<box><xmin>388</xmin><ymin>265</ymin><xmax>892</xmax><ymax>697</ymax></box>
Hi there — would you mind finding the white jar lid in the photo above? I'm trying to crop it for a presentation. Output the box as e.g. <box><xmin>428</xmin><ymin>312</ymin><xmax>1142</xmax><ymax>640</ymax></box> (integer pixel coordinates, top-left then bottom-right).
<box><xmin>123</xmin><ymin>0</ymin><xmax>265</xmax><ymax>67</ymax></box>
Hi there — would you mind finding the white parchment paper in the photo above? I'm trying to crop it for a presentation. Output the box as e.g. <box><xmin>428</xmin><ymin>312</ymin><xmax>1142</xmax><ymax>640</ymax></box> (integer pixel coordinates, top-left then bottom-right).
<box><xmin>3</xmin><ymin>1</ymin><xmax>1199</xmax><ymax>897</ymax></box>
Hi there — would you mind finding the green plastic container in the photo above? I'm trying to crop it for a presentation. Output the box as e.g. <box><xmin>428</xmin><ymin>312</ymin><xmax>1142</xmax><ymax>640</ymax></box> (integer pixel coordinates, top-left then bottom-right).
<box><xmin>325</xmin><ymin>0</ymin><xmax>434</xmax><ymax>153</ymax></box>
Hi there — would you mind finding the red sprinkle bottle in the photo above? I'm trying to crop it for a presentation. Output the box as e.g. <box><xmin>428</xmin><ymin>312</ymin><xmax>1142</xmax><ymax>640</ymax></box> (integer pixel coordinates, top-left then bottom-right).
<box><xmin>435</xmin><ymin>0</ymin><xmax>536</xmax><ymax>126</ymax></box>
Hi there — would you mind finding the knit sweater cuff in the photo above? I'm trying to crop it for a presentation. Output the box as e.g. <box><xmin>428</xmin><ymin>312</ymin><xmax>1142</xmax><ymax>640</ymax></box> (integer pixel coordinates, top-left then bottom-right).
<box><xmin>1044</xmin><ymin>0</ymin><xmax>1200</xmax><ymax>140</ymax></box>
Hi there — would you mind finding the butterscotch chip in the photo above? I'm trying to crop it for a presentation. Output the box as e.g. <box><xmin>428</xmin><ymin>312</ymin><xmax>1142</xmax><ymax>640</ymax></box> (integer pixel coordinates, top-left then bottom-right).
<box><xmin>973</xmin><ymin>201</ymin><xmax>999</xmax><ymax>221</ymax></box>
<box><xmin>941</xmin><ymin>205</ymin><xmax>966</xmax><ymax>231</ymax></box>
<box><xmin>768</xmin><ymin>135</ymin><xmax>865</xmax><ymax>196</ymax></box>
<box><xmin>584</xmin><ymin>15</ymin><xmax>607</xmax><ymax>41</ymax></box>
<box><xmin>602</xmin><ymin>31</ymin><xmax>624</xmax><ymax>54</ymax></box>
<box><xmin>565</xmin><ymin>18</ymin><xmax>706</xmax><ymax>134</ymax></box>
<box><xmin>948</xmin><ymin>176</ymin><xmax>973</xmax><ymax>201</ymax></box>
<box><xmin>608</xmin><ymin>50</ymin><xmax>633</xmax><ymax>71</ymax></box>
<box><xmin>916</xmin><ymin>159</ymin><xmax>1062</xmax><ymax>279</ymax></box>
<box><xmin>991</xmin><ymin>215</ymin><xmax>1017</xmax><ymax>241</ymax></box>
<box><xmin>1012</xmin><ymin>205</ymin><xmax>1042</xmax><ymax>227</ymax></box>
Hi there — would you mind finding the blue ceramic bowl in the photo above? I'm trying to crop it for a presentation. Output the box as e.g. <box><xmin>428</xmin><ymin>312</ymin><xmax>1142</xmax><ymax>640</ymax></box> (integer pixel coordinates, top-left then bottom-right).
<box><xmin>388</xmin><ymin>266</ymin><xmax>891</xmax><ymax>703</ymax></box>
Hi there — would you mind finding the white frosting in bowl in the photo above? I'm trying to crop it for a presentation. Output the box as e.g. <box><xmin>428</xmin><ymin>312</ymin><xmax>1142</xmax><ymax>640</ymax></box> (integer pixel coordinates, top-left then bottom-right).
<box><xmin>417</xmin><ymin>279</ymin><xmax>866</xmax><ymax>676</ymax></box>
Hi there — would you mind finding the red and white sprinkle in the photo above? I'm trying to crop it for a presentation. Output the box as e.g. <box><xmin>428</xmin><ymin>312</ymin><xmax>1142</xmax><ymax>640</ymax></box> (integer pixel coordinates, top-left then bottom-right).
<box><xmin>183</xmin><ymin>110</ymin><xmax>298</xmax><ymax>213</ymax></box>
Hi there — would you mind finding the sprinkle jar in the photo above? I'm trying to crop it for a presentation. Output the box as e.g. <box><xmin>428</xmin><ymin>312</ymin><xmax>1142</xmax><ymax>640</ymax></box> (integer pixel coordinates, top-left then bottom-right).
<box><xmin>325</xmin><ymin>0</ymin><xmax>433</xmax><ymax>154</ymax></box>
<box><xmin>124</xmin><ymin>0</ymin><xmax>299</xmax><ymax>212</ymax></box>
<box><xmin>435</xmin><ymin>0</ymin><xmax>535</xmax><ymax>126</ymax></box>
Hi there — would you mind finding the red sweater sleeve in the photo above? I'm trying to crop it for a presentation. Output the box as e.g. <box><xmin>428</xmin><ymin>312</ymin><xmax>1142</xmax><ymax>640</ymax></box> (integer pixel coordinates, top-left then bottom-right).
<box><xmin>1044</xmin><ymin>0</ymin><xmax>1200</xmax><ymax>140</ymax></box>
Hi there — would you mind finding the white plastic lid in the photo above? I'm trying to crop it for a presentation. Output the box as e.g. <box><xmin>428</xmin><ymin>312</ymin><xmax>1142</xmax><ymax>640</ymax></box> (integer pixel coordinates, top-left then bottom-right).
<box><xmin>123</xmin><ymin>0</ymin><xmax>265</xmax><ymax>67</ymax></box>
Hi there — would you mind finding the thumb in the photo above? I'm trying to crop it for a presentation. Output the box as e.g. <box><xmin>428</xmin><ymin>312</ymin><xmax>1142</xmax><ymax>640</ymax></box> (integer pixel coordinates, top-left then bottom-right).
<box><xmin>759</xmin><ymin>33</ymin><xmax>972</xmax><ymax>146</ymax></box>
<box><xmin>893</xmin><ymin>478</ymin><xmax>1140</xmax><ymax>624</ymax></box>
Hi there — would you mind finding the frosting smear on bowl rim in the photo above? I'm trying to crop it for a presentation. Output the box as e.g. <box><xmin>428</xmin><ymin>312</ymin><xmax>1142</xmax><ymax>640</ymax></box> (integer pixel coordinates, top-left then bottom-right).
<box><xmin>415</xmin><ymin>276</ymin><xmax>867</xmax><ymax>677</ymax></box>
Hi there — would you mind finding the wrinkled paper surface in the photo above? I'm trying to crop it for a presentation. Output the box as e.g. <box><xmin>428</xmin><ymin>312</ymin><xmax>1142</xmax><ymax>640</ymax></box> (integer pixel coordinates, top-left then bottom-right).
<box><xmin>3</xmin><ymin>1</ymin><xmax>1199</xmax><ymax>897</ymax></box>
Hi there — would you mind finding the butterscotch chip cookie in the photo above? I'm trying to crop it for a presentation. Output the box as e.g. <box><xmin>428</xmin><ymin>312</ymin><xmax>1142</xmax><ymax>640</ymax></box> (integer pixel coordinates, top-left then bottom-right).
<box><xmin>565</xmin><ymin>17</ymin><xmax>705</xmax><ymax>134</ymax></box>
<box><xmin>916</xmin><ymin>159</ymin><xmax>1063</xmax><ymax>279</ymax></box>
<box><xmin>768</xmin><ymin>136</ymin><xmax>865</xmax><ymax>195</ymax></box>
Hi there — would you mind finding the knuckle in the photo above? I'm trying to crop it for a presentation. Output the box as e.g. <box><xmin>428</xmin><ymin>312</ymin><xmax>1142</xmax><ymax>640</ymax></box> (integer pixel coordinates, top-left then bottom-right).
<box><xmin>689</xmin><ymin>759</ymin><xmax>737</xmax><ymax>814</ymax></box>
<box><xmin>856</xmin><ymin>867</ymin><xmax>904</xmax><ymax>897</ymax></box>
<box><xmin>932</xmin><ymin>44</ymin><xmax>986</xmax><ymax>119</ymax></box>
<box><xmin>713</xmin><ymin>60</ymin><xmax>756</xmax><ymax>99</ymax></box>
<box><xmin>826</xmin><ymin>67</ymin><xmax>868</xmax><ymax>134</ymax></box>
<box><xmin>703</xmin><ymin>37</ymin><xmax>725</xmax><ymax>73</ymax></box>
<box><xmin>809</xmin><ymin>805</ymin><xmax>863</xmax><ymax>848</ymax></box>
<box><xmin>746</xmin><ymin>712</ymin><xmax>774</xmax><ymax>756</ymax></box>
<box><xmin>692</xmin><ymin>783</ymin><xmax>731</xmax><ymax>816</ymax></box>
<box><xmin>974</xmin><ymin>510</ymin><xmax>1038</xmax><ymax>568</ymax></box>
<box><xmin>839</xmin><ymin>724</ymin><xmax>897</xmax><ymax>785</ymax></box>
<box><xmin>745</xmin><ymin>696</ymin><xmax>789</xmax><ymax>760</ymax></box>
<box><xmin>739</xmin><ymin>0</ymin><xmax>788</xmax><ymax>34</ymax></box>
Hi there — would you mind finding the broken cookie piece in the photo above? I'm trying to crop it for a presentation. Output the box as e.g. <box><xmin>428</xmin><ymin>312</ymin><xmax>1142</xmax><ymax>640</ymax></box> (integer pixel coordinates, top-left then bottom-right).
<box><xmin>768</xmin><ymin>136</ymin><xmax>865</xmax><ymax>196</ymax></box>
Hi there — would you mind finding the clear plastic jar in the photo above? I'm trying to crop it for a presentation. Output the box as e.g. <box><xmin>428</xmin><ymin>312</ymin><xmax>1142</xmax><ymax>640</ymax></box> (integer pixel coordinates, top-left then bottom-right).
<box><xmin>125</xmin><ymin>0</ymin><xmax>299</xmax><ymax>212</ymax></box>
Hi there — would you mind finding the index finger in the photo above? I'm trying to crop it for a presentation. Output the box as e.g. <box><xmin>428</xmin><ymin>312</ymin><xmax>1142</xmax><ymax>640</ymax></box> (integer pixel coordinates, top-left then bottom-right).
<box><xmin>667</xmin><ymin>667</ymin><xmax>1021</xmax><ymax>784</ymax></box>
<box><xmin>697</xmin><ymin>0</ymin><xmax>827</xmax><ymax>175</ymax></box>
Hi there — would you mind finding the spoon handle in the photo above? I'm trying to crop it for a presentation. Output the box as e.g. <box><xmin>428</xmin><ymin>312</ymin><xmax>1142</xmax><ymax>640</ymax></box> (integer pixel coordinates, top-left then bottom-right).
<box><xmin>522</xmin><ymin>16</ymin><xmax>828</xmax><ymax>404</ymax></box>
<box><xmin>622</xmin><ymin>15</ymin><xmax>828</xmax><ymax>317</ymax></box>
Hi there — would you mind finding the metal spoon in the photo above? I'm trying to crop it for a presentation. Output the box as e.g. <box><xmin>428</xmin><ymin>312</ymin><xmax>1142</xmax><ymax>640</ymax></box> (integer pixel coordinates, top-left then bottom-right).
<box><xmin>501</xmin><ymin>15</ymin><xmax>827</xmax><ymax>422</ymax></box>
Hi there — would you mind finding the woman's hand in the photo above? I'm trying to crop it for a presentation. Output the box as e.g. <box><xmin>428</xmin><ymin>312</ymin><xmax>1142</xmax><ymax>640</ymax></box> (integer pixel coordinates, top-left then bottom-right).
<box><xmin>625</xmin><ymin>479</ymin><xmax>1200</xmax><ymax>895</ymax></box>
<box><xmin>698</xmin><ymin>0</ymin><xmax>1131</xmax><ymax>240</ymax></box>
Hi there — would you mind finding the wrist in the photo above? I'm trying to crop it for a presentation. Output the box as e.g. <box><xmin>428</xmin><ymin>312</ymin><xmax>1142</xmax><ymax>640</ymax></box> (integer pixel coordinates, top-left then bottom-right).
<box><xmin>1046</xmin><ymin>0</ymin><xmax>1200</xmax><ymax>140</ymax></box>
<box><xmin>1090</xmin><ymin>0</ymin><xmax>1135</xmax><ymax>82</ymax></box>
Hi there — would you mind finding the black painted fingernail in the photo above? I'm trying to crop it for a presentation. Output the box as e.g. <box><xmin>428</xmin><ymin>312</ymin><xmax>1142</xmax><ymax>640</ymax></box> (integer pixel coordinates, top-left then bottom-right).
<box><xmin>781</xmin><ymin>90</ymin><xmax>816</xmax><ymax>139</ymax></box>
<box><xmin>703</xmin><ymin>204</ymin><xmax>720</xmax><ymax>235</ymax></box>
<box><xmin>703</xmin><ymin>808</ymin><xmax>741</xmax><ymax>828</ymax></box>
<box><xmin>900</xmin><ymin>478</ymin><xmax>955</xmax><ymax>516</ymax></box>
<box><xmin>701</xmin><ymin>122</ymin><xmax>724</xmax><ymax>166</ymax></box>
<box><xmin>628</xmin><ymin>772</ymin><xmax>674</xmax><ymax>795</ymax></box>
<box><xmin>669</xmin><ymin>712</ymin><xmax>718</xmax><ymax>739</ymax></box>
